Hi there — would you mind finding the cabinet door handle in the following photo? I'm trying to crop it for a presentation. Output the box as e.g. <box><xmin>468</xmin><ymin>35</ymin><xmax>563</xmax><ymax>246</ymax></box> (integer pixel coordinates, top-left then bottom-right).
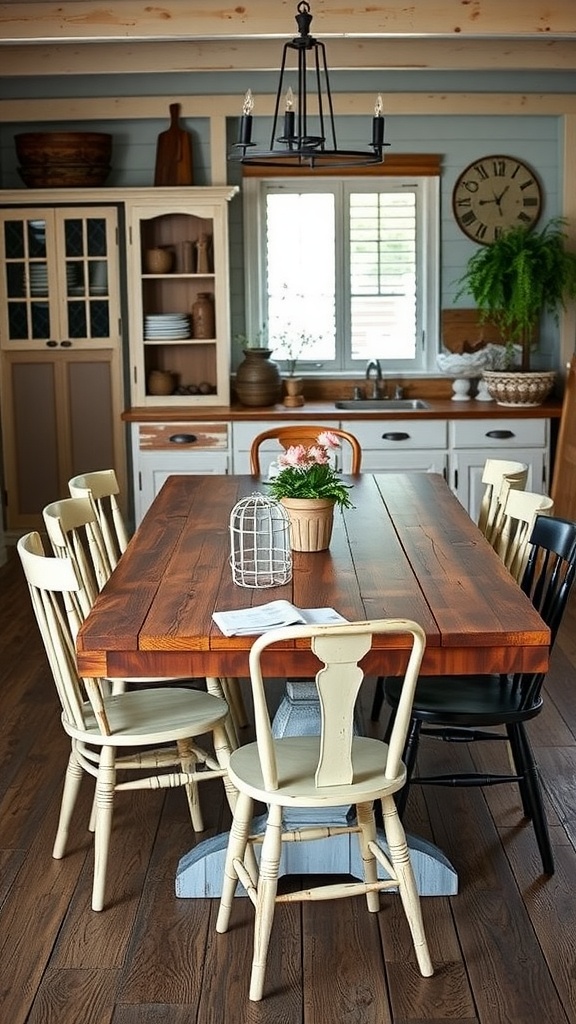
<box><xmin>46</xmin><ymin>340</ymin><xmax>58</xmax><ymax>347</ymax></box>
<box><xmin>60</xmin><ymin>340</ymin><xmax>72</xmax><ymax>347</ymax></box>
<box><xmin>169</xmin><ymin>433</ymin><xmax>197</xmax><ymax>444</ymax></box>
<box><xmin>486</xmin><ymin>429</ymin><xmax>515</xmax><ymax>440</ymax></box>
<box><xmin>381</xmin><ymin>431</ymin><xmax>410</xmax><ymax>442</ymax></box>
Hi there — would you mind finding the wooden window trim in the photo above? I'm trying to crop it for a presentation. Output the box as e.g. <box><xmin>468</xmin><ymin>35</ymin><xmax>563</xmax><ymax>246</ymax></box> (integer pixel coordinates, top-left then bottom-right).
<box><xmin>241</xmin><ymin>154</ymin><xmax>442</xmax><ymax>178</ymax></box>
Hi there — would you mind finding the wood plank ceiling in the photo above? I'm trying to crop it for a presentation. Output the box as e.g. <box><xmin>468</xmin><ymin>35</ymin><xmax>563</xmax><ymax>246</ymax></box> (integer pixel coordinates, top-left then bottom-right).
<box><xmin>0</xmin><ymin>1</ymin><xmax>575</xmax><ymax>76</ymax></box>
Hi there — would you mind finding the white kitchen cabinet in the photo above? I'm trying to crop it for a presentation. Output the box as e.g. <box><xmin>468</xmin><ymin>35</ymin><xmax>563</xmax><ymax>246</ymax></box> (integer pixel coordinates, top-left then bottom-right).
<box><xmin>449</xmin><ymin>418</ymin><xmax>549</xmax><ymax>522</ymax></box>
<box><xmin>339</xmin><ymin>419</ymin><xmax>449</xmax><ymax>477</ymax></box>
<box><xmin>132</xmin><ymin>421</ymin><xmax>231</xmax><ymax>523</ymax></box>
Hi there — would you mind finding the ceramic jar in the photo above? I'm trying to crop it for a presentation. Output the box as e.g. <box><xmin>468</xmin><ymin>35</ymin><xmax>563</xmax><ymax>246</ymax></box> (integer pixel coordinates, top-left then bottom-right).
<box><xmin>144</xmin><ymin>247</ymin><xmax>174</xmax><ymax>274</ymax></box>
<box><xmin>234</xmin><ymin>348</ymin><xmax>282</xmax><ymax>407</ymax></box>
<box><xmin>147</xmin><ymin>369</ymin><xmax>174</xmax><ymax>396</ymax></box>
<box><xmin>192</xmin><ymin>292</ymin><xmax>215</xmax><ymax>339</ymax></box>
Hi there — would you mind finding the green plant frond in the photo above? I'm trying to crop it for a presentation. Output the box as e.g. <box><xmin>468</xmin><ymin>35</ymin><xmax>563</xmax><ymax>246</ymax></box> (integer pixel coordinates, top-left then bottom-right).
<box><xmin>268</xmin><ymin>463</ymin><xmax>354</xmax><ymax>509</ymax></box>
<box><xmin>455</xmin><ymin>217</ymin><xmax>576</xmax><ymax>365</ymax></box>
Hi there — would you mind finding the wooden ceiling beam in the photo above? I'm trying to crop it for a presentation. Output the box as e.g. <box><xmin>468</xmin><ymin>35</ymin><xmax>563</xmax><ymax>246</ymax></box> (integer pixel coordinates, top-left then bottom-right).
<box><xmin>0</xmin><ymin>1</ymin><xmax>575</xmax><ymax>44</ymax></box>
<box><xmin>1</xmin><ymin>37</ymin><xmax>575</xmax><ymax>76</ymax></box>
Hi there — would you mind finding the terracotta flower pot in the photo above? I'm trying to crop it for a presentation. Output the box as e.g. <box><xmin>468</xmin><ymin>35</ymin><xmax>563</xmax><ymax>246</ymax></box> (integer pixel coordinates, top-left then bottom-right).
<box><xmin>280</xmin><ymin>497</ymin><xmax>335</xmax><ymax>551</ymax></box>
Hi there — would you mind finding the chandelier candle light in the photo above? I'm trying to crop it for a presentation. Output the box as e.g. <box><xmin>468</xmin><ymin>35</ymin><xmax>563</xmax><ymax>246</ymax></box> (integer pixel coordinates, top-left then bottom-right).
<box><xmin>231</xmin><ymin>1</ymin><xmax>388</xmax><ymax>169</ymax></box>
<box><xmin>267</xmin><ymin>431</ymin><xmax>354</xmax><ymax>551</ymax></box>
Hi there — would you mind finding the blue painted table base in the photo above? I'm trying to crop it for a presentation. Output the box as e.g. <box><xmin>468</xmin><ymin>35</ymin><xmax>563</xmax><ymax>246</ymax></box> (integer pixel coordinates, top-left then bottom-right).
<box><xmin>176</xmin><ymin>680</ymin><xmax>458</xmax><ymax>897</ymax></box>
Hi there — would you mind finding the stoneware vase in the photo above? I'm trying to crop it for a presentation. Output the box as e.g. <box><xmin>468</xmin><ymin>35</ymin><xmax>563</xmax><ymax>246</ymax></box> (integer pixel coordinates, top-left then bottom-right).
<box><xmin>235</xmin><ymin>348</ymin><xmax>282</xmax><ymax>407</ymax></box>
<box><xmin>280</xmin><ymin>497</ymin><xmax>335</xmax><ymax>552</ymax></box>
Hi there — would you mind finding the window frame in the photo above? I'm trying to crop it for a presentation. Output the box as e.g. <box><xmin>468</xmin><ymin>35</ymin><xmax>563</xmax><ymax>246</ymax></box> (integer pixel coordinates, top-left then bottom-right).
<box><xmin>242</xmin><ymin>166</ymin><xmax>440</xmax><ymax>376</ymax></box>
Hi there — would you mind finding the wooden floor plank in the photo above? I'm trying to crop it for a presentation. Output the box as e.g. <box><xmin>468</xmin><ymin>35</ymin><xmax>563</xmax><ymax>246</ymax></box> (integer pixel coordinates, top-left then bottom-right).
<box><xmin>2</xmin><ymin>548</ymin><xmax>576</xmax><ymax>1023</ymax></box>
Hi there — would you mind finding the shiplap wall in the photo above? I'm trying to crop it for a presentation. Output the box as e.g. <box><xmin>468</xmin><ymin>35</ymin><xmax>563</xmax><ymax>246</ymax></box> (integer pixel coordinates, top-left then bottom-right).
<box><xmin>0</xmin><ymin>69</ymin><xmax>569</xmax><ymax>369</ymax></box>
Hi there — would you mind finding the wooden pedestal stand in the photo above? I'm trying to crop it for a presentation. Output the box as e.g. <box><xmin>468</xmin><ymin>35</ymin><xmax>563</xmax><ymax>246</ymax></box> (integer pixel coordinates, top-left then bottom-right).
<box><xmin>283</xmin><ymin>376</ymin><xmax>305</xmax><ymax>408</ymax></box>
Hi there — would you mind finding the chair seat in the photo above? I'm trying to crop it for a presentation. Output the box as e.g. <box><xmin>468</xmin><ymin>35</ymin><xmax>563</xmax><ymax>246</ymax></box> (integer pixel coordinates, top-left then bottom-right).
<box><xmin>62</xmin><ymin>687</ymin><xmax>229</xmax><ymax>746</ymax></box>
<box><xmin>228</xmin><ymin>734</ymin><xmax>406</xmax><ymax>806</ymax></box>
<box><xmin>385</xmin><ymin>674</ymin><xmax>543</xmax><ymax>726</ymax></box>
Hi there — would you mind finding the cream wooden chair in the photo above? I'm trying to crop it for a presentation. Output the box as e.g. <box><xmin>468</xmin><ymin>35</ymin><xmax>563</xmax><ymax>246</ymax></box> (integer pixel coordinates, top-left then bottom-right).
<box><xmin>249</xmin><ymin>425</ymin><xmax>362</xmax><ymax>475</ymax></box>
<box><xmin>216</xmin><ymin>618</ymin><xmax>433</xmax><ymax>1001</ymax></box>
<box><xmin>18</xmin><ymin>531</ymin><xmax>236</xmax><ymax>911</ymax></box>
<box><xmin>68</xmin><ymin>471</ymin><xmax>249</xmax><ymax>731</ymax></box>
<box><xmin>494</xmin><ymin>487</ymin><xmax>554</xmax><ymax>581</ymax></box>
<box><xmin>43</xmin><ymin>495</ymin><xmax>241</xmax><ymax>750</ymax></box>
<box><xmin>68</xmin><ymin>469</ymin><xmax>129</xmax><ymax>570</ymax></box>
<box><xmin>477</xmin><ymin>458</ymin><xmax>528</xmax><ymax>544</ymax></box>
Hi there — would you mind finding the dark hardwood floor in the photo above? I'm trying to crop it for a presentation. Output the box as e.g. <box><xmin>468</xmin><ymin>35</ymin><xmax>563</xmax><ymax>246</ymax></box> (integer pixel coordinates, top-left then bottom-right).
<box><xmin>1</xmin><ymin>543</ymin><xmax>576</xmax><ymax>1024</ymax></box>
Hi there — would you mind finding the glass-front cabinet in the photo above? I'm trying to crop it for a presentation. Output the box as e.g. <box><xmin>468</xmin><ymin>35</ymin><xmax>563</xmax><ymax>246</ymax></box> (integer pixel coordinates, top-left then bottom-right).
<box><xmin>0</xmin><ymin>204</ymin><xmax>124</xmax><ymax>532</ymax></box>
<box><xmin>0</xmin><ymin>207</ymin><xmax>120</xmax><ymax>350</ymax></box>
<box><xmin>125</xmin><ymin>188</ymin><xmax>237</xmax><ymax>407</ymax></box>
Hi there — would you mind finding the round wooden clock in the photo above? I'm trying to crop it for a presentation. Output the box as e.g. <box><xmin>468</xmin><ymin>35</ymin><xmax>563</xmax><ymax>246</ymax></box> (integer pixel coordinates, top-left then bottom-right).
<box><xmin>452</xmin><ymin>155</ymin><xmax>542</xmax><ymax>244</ymax></box>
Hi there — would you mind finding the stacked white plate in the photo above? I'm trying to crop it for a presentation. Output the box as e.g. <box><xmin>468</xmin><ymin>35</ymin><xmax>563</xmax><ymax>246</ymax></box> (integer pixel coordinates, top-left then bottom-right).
<box><xmin>144</xmin><ymin>313</ymin><xmax>191</xmax><ymax>340</ymax></box>
<box><xmin>29</xmin><ymin>263</ymin><xmax>49</xmax><ymax>295</ymax></box>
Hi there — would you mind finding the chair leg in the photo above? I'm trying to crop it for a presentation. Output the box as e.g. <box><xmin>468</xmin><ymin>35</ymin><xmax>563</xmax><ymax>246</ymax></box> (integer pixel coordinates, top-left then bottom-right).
<box><xmin>380</xmin><ymin>794</ymin><xmax>433</xmax><ymax>977</ymax></box>
<box><xmin>370</xmin><ymin>676</ymin><xmax>385</xmax><ymax>721</ymax></box>
<box><xmin>52</xmin><ymin>743</ymin><xmax>85</xmax><ymax>859</ymax></box>
<box><xmin>176</xmin><ymin>737</ymin><xmax>203</xmax><ymax>832</ymax></box>
<box><xmin>395</xmin><ymin>717</ymin><xmax>421</xmax><ymax>819</ymax></box>
<box><xmin>356</xmin><ymin>800</ymin><xmax>380</xmax><ymax>912</ymax></box>
<box><xmin>250</xmin><ymin>803</ymin><xmax>283</xmax><ymax>1001</ymax></box>
<box><xmin>92</xmin><ymin>745</ymin><xmax>116</xmax><ymax>911</ymax></box>
<box><xmin>505</xmin><ymin>723</ymin><xmax>532</xmax><ymax>818</ymax></box>
<box><xmin>216</xmin><ymin>791</ymin><xmax>254</xmax><ymax>933</ymax></box>
<box><xmin>510</xmin><ymin>723</ymin><xmax>554</xmax><ymax>876</ymax></box>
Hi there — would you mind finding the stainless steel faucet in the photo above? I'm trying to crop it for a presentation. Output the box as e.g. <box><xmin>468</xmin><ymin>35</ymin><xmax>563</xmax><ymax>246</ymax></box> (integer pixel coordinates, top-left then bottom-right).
<box><xmin>365</xmin><ymin>359</ymin><xmax>382</xmax><ymax>399</ymax></box>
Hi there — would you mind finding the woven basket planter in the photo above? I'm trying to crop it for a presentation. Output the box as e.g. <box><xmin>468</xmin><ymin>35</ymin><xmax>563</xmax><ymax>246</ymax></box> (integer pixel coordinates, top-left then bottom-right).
<box><xmin>482</xmin><ymin>370</ymin><xmax>556</xmax><ymax>407</ymax></box>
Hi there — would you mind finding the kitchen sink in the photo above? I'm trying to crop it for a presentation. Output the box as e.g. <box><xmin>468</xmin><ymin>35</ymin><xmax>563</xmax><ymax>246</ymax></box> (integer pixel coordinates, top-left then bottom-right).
<box><xmin>335</xmin><ymin>399</ymin><xmax>431</xmax><ymax>411</ymax></box>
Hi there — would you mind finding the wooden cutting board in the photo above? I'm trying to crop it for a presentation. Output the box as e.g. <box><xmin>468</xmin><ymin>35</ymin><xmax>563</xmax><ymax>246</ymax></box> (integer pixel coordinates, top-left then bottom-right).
<box><xmin>154</xmin><ymin>103</ymin><xmax>193</xmax><ymax>186</ymax></box>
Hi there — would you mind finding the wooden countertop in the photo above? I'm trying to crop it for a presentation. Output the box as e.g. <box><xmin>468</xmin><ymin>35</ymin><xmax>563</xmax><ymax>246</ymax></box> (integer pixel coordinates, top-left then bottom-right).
<box><xmin>122</xmin><ymin>398</ymin><xmax>562</xmax><ymax>423</ymax></box>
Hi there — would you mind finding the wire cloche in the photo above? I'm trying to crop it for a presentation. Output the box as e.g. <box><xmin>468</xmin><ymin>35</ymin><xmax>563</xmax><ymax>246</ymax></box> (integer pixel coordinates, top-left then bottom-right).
<box><xmin>230</xmin><ymin>493</ymin><xmax>292</xmax><ymax>588</ymax></box>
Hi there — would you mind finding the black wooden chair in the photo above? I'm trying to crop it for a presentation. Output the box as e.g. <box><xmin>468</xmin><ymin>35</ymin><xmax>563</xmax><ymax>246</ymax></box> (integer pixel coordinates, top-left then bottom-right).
<box><xmin>381</xmin><ymin>514</ymin><xmax>576</xmax><ymax>877</ymax></box>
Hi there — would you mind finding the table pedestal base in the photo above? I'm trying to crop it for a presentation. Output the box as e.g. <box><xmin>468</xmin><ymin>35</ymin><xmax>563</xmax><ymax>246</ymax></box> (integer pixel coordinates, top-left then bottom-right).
<box><xmin>176</xmin><ymin>819</ymin><xmax>458</xmax><ymax>897</ymax></box>
<box><xmin>176</xmin><ymin>680</ymin><xmax>458</xmax><ymax>898</ymax></box>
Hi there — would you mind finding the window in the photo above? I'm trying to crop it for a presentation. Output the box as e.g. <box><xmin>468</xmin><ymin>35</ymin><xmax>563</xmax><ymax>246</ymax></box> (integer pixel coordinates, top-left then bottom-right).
<box><xmin>242</xmin><ymin>172</ymin><xmax>439</xmax><ymax>374</ymax></box>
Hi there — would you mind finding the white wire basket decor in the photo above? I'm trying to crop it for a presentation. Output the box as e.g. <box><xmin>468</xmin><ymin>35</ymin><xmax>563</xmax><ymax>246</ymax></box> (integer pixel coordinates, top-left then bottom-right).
<box><xmin>229</xmin><ymin>493</ymin><xmax>292</xmax><ymax>588</ymax></box>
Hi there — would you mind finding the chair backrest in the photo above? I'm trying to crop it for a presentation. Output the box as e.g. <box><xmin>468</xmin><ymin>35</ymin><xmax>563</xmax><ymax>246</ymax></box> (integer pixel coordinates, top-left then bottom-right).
<box><xmin>248</xmin><ymin>619</ymin><xmax>425</xmax><ymax>791</ymax></box>
<box><xmin>495</xmin><ymin>488</ymin><xmax>555</xmax><ymax>581</ymax></box>
<box><xmin>43</xmin><ymin>495</ymin><xmax>112</xmax><ymax>609</ymax></box>
<box><xmin>17</xmin><ymin>532</ymin><xmax>111</xmax><ymax>735</ymax></box>
<box><xmin>68</xmin><ymin>469</ymin><xmax>129</xmax><ymax>569</ymax></box>
<box><xmin>478</xmin><ymin>458</ymin><xmax>528</xmax><ymax>542</ymax></box>
<box><xmin>521</xmin><ymin>514</ymin><xmax>576</xmax><ymax>649</ymax></box>
<box><xmin>249</xmin><ymin>426</ymin><xmax>362</xmax><ymax>475</ymax></box>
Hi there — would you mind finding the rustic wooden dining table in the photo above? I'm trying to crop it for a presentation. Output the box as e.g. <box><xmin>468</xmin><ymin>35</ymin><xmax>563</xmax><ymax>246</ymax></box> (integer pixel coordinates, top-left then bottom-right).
<box><xmin>76</xmin><ymin>472</ymin><xmax>551</xmax><ymax>897</ymax></box>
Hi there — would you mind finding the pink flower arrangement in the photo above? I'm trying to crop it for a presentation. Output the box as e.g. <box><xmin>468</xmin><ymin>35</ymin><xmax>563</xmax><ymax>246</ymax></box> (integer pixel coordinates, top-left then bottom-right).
<box><xmin>267</xmin><ymin>431</ymin><xmax>354</xmax><ymax>509</ymax></box>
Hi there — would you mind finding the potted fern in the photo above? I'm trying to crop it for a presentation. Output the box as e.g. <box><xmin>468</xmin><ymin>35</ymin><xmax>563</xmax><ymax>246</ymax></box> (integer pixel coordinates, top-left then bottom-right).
<box><xmin>456</xmin><ymin>217</ymin><xmax>576</xmax><ymax>405</ymax></box>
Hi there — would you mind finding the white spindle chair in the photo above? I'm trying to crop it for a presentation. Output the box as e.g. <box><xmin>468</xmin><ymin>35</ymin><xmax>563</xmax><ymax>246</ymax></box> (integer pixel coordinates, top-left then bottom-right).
<box><xmin>43</xmin><ymin>495</ymin><xmax>240</xmax><ymax>752</ymax></box>
<box><xmin>478</xmin><ymin>458</ymin><xmax>528</xmax><ymax>545</ymax></box>
<box><xmin>18</xmin><ymin>531</ymin><xmax>236</xmax><ymax>911</ymax></box>
<box><xmin>494</xmin><ymin>487</ymin><xmax>554</xmax><ymax>581</ymax></box>
<box><xmin>68</xmin><ymin>470</ymin><xmax>248</xmax><ymax>731</ymax></box>
<box><xmin>216</xmin><ymin>618</ymin><xmax>433</xmax><ymax>1001</ymax></box>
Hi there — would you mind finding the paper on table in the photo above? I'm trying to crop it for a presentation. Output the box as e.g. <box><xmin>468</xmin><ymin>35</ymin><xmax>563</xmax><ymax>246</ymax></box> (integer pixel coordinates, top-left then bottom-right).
<box><xmin>212</xmin><ymin>599</ymin><xmax>347</xmax><ymax>637</ymax></box>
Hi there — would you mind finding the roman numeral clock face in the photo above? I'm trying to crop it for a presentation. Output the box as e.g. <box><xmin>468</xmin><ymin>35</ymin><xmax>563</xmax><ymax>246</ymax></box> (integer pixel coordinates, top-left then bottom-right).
<box><xmin>452</xmin><ymin>156</ymin><xmax>542</xmax><ymax>244</ymax></box>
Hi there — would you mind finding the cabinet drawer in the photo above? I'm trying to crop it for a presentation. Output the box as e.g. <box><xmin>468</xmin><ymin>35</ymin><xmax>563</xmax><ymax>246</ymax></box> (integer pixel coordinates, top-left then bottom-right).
<box><xmin>341</xmin><ymin>419</ymin><xmax>447</xmax><ymax>449</ymax></box>
<box><xmin>138</xmin><ymin>422</ymin><xmax>229</xmax><ymax>451</ymax></box>
<box><xmin>450</xmin><ymin>418</ymin><xmax>547</xmax><ymax>448</ymax></box>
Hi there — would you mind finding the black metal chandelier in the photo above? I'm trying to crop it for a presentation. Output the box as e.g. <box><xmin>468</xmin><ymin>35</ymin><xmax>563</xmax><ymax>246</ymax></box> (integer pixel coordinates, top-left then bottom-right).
<box><xmin>231</xmin><ymin>0</ymin><xmax>387</xmax><ymax>169</ymax></box>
